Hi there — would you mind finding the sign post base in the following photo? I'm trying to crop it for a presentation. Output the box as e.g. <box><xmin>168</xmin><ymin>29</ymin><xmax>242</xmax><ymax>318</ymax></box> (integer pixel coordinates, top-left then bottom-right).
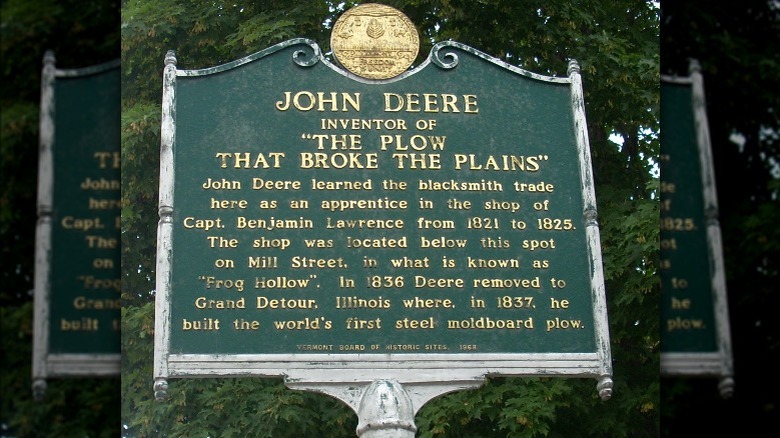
<box><xmin>356</xmin><ymin>380</ymin><xmax>416</xmax><ymax>437</ymax></box>
<box><xmin>286</xmin><ymin>376</ymin><xmax>486</xmax><ymax>437</ymax></box>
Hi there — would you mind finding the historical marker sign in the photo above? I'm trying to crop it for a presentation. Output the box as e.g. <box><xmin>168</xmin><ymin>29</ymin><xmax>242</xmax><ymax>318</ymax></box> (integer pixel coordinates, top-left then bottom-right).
<box><xmin>33</xmin><ymin>52</ymin><xmax>121</xmax><ymax>398</ymax></box>
<box><xmin>660</xmin><ymin>61</ymin><xmax>734</xmax><ymax>397</ymax></box>
<box><xmin>154</xmin><ymin>6</ymin><xmax>612</xmax><ymax>412</ymax></box>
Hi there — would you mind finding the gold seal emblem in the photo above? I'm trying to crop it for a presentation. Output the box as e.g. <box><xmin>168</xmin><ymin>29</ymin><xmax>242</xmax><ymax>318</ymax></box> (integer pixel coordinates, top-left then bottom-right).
<box><xmin>331</xmin><ymin>3</ymin><xmax>420</xmax><ymax>80</ymax></box>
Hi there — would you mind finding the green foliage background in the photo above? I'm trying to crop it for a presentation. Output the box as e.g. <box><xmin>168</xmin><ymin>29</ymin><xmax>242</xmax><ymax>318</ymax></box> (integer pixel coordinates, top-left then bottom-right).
<box><xmin>120</xmin><ymin>1</ymin><xmax>659</xmax><ymax>437</ymax></box>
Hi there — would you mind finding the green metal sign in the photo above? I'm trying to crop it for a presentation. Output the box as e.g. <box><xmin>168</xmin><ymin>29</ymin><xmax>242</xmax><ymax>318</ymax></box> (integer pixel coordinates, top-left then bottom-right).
<box><xmin>33</xmin><ymin>52</ymin><xmax>121</xmax><ymax>397</ymax></box>
<box><xmin>660</xmin><ymin>62</ymin><xmax>733</xmax><ymax>396</ymax></box>
<box><xmin>154</xmin><ymin>39</ymin><xmax>611</xmax><ymax>400</ymax></box>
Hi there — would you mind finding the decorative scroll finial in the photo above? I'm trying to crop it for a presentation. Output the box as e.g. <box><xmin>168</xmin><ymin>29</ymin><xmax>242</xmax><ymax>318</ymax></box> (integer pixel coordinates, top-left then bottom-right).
<box><xmin>292</xmin><ymin>40</ymin><xmax>321</xmax><ymax>67</ymax></box>
<box><xmin>431</xmin><ymin>43</ymin><xmax>460</xmax><ymax>69</ymax></box>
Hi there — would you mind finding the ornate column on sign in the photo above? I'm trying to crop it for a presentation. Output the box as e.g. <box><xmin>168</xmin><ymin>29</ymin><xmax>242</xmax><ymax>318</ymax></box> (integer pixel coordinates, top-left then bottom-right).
<box><xmin>154</xmin><ymin>49</ymin><xmax>178</xmax><ymax>401</ymax></box>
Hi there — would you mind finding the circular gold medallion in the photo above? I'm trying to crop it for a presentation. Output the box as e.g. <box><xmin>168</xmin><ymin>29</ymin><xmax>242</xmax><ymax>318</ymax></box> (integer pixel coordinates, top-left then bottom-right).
<box><xmin>331</xmin><ymin>3</ymin><xmax>420</xmax><ymax>80</ymax></box>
